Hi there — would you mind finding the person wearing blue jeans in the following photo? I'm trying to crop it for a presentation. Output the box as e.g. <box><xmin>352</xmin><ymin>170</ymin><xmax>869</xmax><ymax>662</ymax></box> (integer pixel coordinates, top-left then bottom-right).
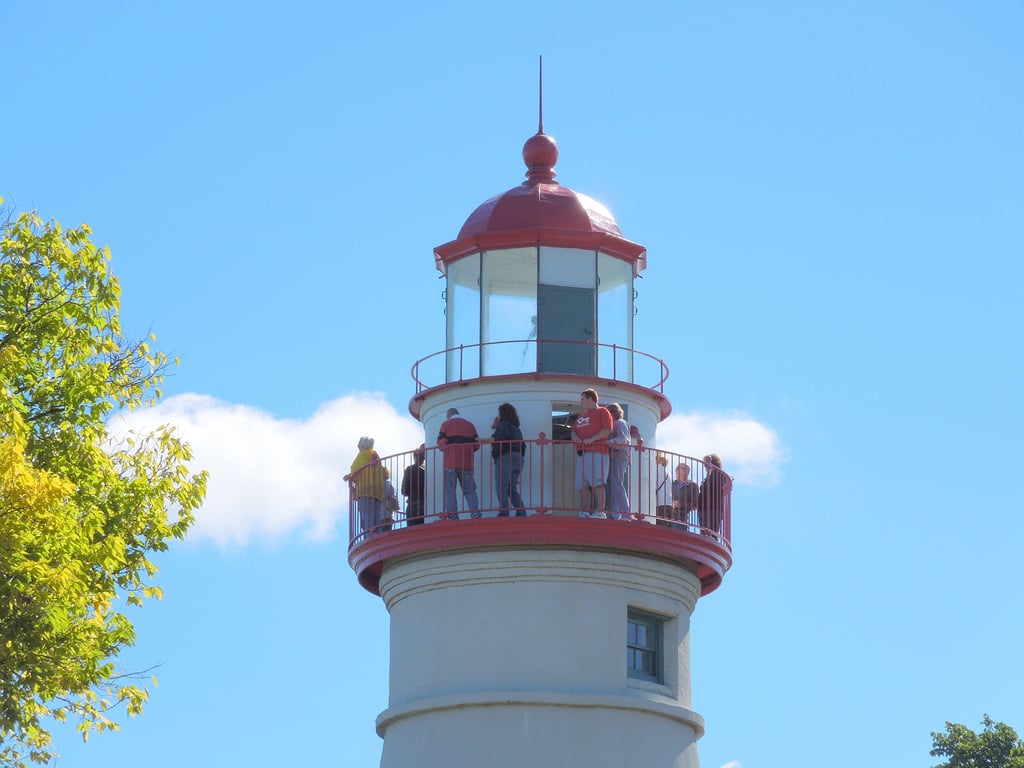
<box><xmin>490</xmin><ymin>402</ymin><xmax>526</xmax><ymax>516</ymax></box>
<box><xmin>357</xmin><ymin>495</ymin><xmax>385</xmax><ymax>533</ymax></box>
<box><xmin>496</xmin><ymin>450</ymin><xmax>525</xmax><ymax>515</ymax></box>
<box><xmin>605</xmin><ymin>403</ymin><xmax>631</xmax><ymax>520</ymax></box>
<box><xmin>444</xmin><ymin>467</ymin><xmax>480</xmax><ymax>519</ymax></box>
<box><xmin>344</xmin><ymin>436</ymin><xmax>386</xmax><ymax>535</ymax></box>
<box><xmin>438</xmin><ymin>407</ymin><xmax>481</xmax><ymax>519</ymax></box>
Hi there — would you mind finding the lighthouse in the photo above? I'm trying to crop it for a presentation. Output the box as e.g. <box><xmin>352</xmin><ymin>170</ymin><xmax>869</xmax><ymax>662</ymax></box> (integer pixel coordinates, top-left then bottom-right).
<box><xmin>347</xmin><ymin>122</ymin><xmax>733</xmax><ymax>768</ymax></box>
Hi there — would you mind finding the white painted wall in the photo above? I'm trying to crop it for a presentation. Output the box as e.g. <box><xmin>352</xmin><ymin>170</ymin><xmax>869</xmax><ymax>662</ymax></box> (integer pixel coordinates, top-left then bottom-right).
<box><xmin>376</xmin><ymin>548</ymin><xmax>705</xmax><ymax>768</ymax></box>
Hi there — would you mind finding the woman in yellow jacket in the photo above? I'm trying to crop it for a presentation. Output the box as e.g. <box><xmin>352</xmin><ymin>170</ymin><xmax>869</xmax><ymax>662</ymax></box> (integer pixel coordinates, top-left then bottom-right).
<box><xmin>344</xmin><ymin>436</ymin><xmax>386</xmax><ymax>535</ymax></box>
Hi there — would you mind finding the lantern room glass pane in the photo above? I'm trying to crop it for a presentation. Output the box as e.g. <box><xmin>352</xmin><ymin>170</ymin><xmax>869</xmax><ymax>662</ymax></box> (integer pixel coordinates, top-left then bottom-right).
<box><xmin>481</xmin><ymin>248</ymin><xmax>538</xmax><ymax>375</ymax></box>
<box><xmin>446</xmin><ymin>254</ymin><xmax>481</xmax><ymax>381</ymax></box>
<box><xmin>538</xmin><ymin>247</ymin><xmax>597</xmax><ymax>375</ymax></box>
<box><xmin>598</xmin><ymin>253</ymin><xmax>633</xmax><ymax>381</ymax></box>
<box><xmin>538</xmin><ymin>246</ymin><xmax>597</xmax><ymax>289</ymax></box>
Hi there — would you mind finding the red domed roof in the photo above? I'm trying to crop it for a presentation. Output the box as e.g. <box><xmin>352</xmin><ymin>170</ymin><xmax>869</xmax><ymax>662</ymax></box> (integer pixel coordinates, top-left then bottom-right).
<box><xmin>434</xmin><ymin>132</ymin><xmax>647</xmax><ymax>273</ymax></box>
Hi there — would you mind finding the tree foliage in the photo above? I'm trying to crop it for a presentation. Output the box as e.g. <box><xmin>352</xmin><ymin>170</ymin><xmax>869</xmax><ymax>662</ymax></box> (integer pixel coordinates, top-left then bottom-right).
<box><xmin>932</xmin><ymin>715</ymin><xmax>1024</xmax><ymax>768</ymax></box>
<box><xmin>0</xmin><ymin>206</ymin><xmax>207</xmax><ymax>766</ymax></box>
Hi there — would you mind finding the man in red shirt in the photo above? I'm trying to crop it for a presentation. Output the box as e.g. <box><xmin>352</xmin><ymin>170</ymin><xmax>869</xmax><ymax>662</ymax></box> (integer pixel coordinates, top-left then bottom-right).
<box><xmin>437</xmin><ymin>407</ymin><xmax>480</xmax><ymax>519</ymax></box>
<box><xmin>571</xmin><ymin>388</ymin><xmax>613</xmax><ymax>518</ymax></box>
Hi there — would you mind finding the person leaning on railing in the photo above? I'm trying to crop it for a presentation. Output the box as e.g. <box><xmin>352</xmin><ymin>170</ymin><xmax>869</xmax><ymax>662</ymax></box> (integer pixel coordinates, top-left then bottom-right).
<box><xmin>437</xmin><ymin>407</ymin><xmax>481</xmax><ymax>520</ymax></box>
<box><xmin>344</xmin><ymin>436</ymin><xmax>386</xmax><ymax>534</ymax></box>
<box><xmin>489</xmin><ymin>402</ymin><xmax>526</xmax><ymax>517</ymax></box>
<box><xmin>572</xmin><ymin>388</ymin><xmax>613</xmax><ymax>519</ymax></box>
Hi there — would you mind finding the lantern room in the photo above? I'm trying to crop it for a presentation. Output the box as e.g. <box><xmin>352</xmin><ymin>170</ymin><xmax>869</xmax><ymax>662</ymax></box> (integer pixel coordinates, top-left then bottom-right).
<box><xmin>433</xmin><ymin>131</ymin><xmax>648</xmax><ymax>382</ymax></box>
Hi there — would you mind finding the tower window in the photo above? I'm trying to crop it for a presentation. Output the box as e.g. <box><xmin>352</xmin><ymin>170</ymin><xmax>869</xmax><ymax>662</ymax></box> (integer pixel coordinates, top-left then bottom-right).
<box><xmin>627</xmin><ymin>610</ymin><xmax>663</xmax><ymax>683</ymax></box>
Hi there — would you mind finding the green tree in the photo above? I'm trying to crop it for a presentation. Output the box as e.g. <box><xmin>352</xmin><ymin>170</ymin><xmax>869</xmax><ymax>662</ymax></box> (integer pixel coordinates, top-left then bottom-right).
<box><xmin>0</xmin><ymin>205</ymin><xmax>207</xmax><ymax>766</ymax></box>
<box><xmin>931</xmin><ymin>715</ymin><xmax>1024</xmax><ymax>768</ymax></box>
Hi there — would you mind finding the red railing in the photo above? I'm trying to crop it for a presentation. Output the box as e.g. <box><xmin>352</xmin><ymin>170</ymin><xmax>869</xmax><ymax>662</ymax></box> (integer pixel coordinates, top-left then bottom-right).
<box><xmin>410</xmin><ymin>339</ymin><xmax>670</xmax><ymax>393</ymax></box>
<box><xmin>346</xmin><ymin>438</ymin><xmax>731</xmax><ymax>549</ymax></box>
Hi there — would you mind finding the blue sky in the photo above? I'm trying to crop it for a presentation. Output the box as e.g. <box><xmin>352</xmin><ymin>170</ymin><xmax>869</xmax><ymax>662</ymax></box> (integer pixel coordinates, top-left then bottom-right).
<box><xmin>5</xmin><ymin>2</ymin><xmax>1023</xmax><ymax>767</ymax></box>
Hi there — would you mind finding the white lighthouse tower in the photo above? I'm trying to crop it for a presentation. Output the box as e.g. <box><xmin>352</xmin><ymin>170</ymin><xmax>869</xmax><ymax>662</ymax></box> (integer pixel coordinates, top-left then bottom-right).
<box><xmin>347</xmin><ymin>122</ymin><xmax>733</xmax><ymax>768</ymax></box>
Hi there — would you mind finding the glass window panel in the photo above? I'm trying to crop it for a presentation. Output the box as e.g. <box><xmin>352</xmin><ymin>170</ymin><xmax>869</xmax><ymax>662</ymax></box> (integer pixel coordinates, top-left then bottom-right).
<box><xmin>446</xmin><ymin>255</ymin><xmax>480</xmax><ymax>381</ymax></box>
<box><xmin>627</xmin><ymin>610</ymin><xmax>663</xmax><ymax>683</ymax></box>
<box><xmin>481</xmin><ymin>248</ymin><xmax>538</xmax><ymax>375</ymax></box>
<box><xmin>539</xmin><ymin>247</ymin><xmax>596</xmax><ymax>289</ymax></box>
<box><xmin>537</xmin><ymin>248</ymin><xmax>597</xmax><ymax>376</ymax></box>
<box><xmin>597</xmin><ymin>252</ymin><xmax>633</xmax><ymax>381</ymax></box>
<box><xmin>641</xmin><ymin>651</ymin><xmax>655</xmax><ymax>676</ymax></box>
<box><xmin>636</xmin><ymin>625</ymin><xmax>648</xmax><ymax>646</ymax></box>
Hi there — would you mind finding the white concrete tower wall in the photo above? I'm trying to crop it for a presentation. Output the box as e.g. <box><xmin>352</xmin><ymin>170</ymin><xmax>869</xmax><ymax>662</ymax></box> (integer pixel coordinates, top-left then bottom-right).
<box><xmin>376</xmin><ymin>548</ymin><xmax>704</xmax><ymax>768</ymax></box>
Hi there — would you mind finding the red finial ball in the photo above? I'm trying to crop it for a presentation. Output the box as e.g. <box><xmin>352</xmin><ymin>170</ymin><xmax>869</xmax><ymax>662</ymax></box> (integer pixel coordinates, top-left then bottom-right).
<box><xmin>522</xmin><ymin>133</ymin><xmax>558</xmax><ymax>184</ymax></box>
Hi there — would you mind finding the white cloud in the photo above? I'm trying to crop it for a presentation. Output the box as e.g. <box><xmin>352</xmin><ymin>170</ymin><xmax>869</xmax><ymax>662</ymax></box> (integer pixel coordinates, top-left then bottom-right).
<box><xmin>655</xmin><ymin>411</ymin><xmax>785</xmax><ymax>487</ymax></box>
<box><xmin>110</xmin><ymin>395</ymin><xmax>784</xmax><ymax>549</ymax></box>
<box><xmin>720</xmin><ymin>762</ymin><xmax>743</xmax><ymax>768</ymax></box>
<box><xmin>109</xmin><ymin>392</ymin><xmax>424</xmax><ymax>548</ymax></box>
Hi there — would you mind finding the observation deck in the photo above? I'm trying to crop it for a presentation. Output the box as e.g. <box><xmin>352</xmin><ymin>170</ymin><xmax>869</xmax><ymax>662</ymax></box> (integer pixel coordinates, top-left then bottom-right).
<box><xmin>347</xmin><ymin>440</ymin><xmax>732</xmax><ymax>598</ymax></box>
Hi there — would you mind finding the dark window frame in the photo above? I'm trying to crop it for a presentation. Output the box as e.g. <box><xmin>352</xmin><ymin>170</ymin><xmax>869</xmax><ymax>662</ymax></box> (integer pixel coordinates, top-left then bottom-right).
<box><xmin>627</xmin><ymin>609</ymin><xmax>663</xmax><ymax>683</ymax></box>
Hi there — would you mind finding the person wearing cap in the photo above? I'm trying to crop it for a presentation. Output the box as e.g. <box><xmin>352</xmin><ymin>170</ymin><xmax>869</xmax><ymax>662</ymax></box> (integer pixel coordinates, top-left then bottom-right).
<box><xmin>437</xmin><ymin>407</ymin><xmax>480</xmax><ymax>519</ymax></box>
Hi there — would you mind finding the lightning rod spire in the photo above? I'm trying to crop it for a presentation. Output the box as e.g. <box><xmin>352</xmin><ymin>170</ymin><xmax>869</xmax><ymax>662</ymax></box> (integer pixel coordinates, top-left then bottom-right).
<box><xmin>538</xmin><ymin>54</ymin><xmax>544</xmax><ymax>134</ymax></box>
